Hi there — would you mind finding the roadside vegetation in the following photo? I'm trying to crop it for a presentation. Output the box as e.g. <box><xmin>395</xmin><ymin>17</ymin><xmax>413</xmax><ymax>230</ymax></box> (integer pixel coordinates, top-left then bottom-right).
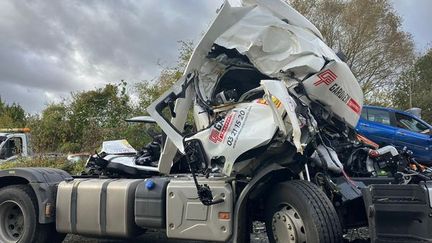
<box><xmin>0</xmin><ymin>157</ymin><xmax>86</xmax><ymax>175</ymax></box>
<box><xmin>0</xmin><ymin>0</ymin><xmax>430</xmax><ymax>172</ymax></box>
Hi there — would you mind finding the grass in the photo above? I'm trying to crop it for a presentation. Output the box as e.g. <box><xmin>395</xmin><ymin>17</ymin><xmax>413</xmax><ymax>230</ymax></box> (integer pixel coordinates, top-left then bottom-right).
<box><xmin>0</xmin><ymin>156</ymin><xmax>86</xmax><ymax>175</ymax></box>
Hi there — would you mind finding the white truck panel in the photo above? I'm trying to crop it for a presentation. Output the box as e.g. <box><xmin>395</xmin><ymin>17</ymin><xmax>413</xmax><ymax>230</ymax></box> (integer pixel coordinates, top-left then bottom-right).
<box><xmin>166</xmin><ymin>178</ymin><xmax>233</xmax><ymax>242</ymax></box>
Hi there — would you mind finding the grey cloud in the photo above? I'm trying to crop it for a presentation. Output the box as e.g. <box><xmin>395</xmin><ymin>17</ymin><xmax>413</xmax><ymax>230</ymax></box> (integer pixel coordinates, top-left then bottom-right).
<box><xmin>0</xmin><ymin>0</ymin><xmax>222</xmax><ymax>113</ymax></box>
<box><xmin>0</xmin><ymin>82</ymin><xmax>69</xmax><ymax>113</ymax></box>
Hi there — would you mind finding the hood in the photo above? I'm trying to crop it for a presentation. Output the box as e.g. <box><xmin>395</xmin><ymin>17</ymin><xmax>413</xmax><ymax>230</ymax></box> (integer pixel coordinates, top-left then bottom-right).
<box><xmin>185</xmin><ymin>0</ymin><xmax>328</xmax><ymax>77</ymax></box>
<box><xmin>183</xmin><ymin>0</ymin><xmax>345</xmax><ymax>102</ymax></box>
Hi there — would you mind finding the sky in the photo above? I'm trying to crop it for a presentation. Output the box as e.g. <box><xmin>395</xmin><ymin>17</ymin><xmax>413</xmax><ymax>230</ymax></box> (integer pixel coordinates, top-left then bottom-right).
<box><xmin>0</xmin><ymin>0</ymin><xmax>430</xmax><ymax>114</ymax></box>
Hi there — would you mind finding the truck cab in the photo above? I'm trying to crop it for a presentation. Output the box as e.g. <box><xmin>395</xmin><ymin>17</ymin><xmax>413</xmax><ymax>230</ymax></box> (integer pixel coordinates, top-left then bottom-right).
<box><xmin>0</xmin><ymin>128</ymin><xmax>32</xmax><ymax>163</ymax></box>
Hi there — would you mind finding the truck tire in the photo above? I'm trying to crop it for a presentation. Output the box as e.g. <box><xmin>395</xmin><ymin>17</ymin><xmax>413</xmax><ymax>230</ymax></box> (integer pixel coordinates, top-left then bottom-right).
<box><xmin>0</xmin><ymin>185</ymin><xmax>52</xmax><ymax>243</ymax></box>
<box><xmin>265</xmin><ymin>180</ymin><xmax>342</xmax><ymax>243</ymax></box>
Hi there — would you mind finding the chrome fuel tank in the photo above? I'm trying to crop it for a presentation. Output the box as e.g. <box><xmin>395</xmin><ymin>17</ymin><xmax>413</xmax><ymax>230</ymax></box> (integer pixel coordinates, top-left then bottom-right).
<box><xmin>56</xmin><ymin>178</ymin><xmax>143</xmax><ymax>237</ymax></box>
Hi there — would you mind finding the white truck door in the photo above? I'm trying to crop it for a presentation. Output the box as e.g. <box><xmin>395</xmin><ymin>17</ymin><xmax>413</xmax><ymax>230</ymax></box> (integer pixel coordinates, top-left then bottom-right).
<box><xmin>0</xmin><ymin>135</ymin><xmax>26</xmax><ymax>162</ymax></box>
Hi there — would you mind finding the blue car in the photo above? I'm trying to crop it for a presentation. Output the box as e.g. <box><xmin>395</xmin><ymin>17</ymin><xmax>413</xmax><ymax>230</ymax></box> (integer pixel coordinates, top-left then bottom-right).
<box><xmin>356</xmin><ymin>105</ymin><xmax>432</xmax><ymax>164</ymax></box>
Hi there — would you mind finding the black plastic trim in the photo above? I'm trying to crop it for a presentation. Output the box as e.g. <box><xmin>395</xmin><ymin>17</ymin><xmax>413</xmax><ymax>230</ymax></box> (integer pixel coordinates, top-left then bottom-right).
<box><xmin>0</xmin><ymin>167</ymin><xmax>72</xmax><ymax>224</ymax></box>
<box><xmin>363</xmin><ymin>183</ymin><xmax>432</xmax><ymax>243</ymax></box>
<box><xmin>231</xmin><ymin>163</ymin><xmax>287</xmax><ymax>243</ymax></box>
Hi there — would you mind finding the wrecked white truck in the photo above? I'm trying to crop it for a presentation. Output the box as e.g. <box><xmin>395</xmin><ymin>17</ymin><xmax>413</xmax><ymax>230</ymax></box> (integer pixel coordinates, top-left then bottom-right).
<box><xmin>1</xmin><ymin>1</ymin><xmax>432</xmax><ymax>242</ymax></box>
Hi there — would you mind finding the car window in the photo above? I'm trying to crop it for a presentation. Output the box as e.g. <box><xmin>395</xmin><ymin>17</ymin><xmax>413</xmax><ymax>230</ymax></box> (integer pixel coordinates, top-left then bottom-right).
<box><xmin>366</xmin><ymin>109</ymin><xmax>391</xmax><ymax>125</ymax></box>
<box><xmin>395</xmin><ymin>113</ymin><xmax>429</xmax><ymax>133</ymax></box>
<box><xmin>0</xmin><ymin>137</ymin><xmax>22</xmax><ymax>160</ymax></box>
<box><xmin>11</xmin><ymin>137</ymin><xmax>23</xmax><ymax>155</ymax></box>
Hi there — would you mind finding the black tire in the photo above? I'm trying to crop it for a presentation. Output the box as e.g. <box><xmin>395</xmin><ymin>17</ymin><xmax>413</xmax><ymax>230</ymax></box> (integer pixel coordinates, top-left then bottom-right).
<box><xmin>0</xmin><ymin>184</ymin><xmax>52</xmax><ymax>243</ymax></box>
<box><xmin>265</xmin><ymin>180</ymin><xmax>343</xmax><ymax>243</ymax></box>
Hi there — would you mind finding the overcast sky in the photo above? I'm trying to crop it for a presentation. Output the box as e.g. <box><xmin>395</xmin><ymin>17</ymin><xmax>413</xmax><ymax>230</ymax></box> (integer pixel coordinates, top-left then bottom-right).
<box><xmin>0</xmin><ymin>0</ymin><xmax>430</xmax><ymax>114</ymax></box>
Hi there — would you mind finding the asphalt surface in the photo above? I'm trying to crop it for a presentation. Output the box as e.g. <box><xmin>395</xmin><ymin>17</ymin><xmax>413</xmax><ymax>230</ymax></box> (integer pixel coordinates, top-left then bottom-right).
<box><xmin>63</xmin><ymin>232</ymin><xmax>268</xmax><ymax>243</ymax></box>
<box><xmin>62</xmin><ymin>223</ymin><xmax>369</xmax><ymax>243</ymax></box>
<box><xmin>63</xmin><ymin>232</ymin><xmax>205</xmax><ymax>243</ymax></box>
<box><xmin>63</xmin><ymin>230</ymin><xmax>269</xmax><ymax>243</ymax></box>
<box><xmin>62</xmin><ymin>222</ymin><xmax>270</xmax><ymax>243</ymax></box>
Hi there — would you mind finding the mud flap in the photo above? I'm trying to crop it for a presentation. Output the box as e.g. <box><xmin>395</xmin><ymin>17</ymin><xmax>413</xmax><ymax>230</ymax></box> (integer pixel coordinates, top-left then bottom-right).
<box><xmin>362</xmin><ymin>182</ymin><xmax>432</xmax><ymax>243</ymax></box>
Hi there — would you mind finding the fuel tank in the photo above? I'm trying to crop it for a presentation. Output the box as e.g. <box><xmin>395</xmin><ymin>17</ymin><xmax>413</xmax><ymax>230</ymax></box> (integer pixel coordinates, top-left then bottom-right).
<box><xmin>56</xmin><ymin>178</ymin><xmax>144</xmax><ymax>237</ymax></box>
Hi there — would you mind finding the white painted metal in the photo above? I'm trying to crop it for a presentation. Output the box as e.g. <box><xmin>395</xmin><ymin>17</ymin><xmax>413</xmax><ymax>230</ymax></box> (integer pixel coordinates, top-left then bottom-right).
<box><xmin>166</xmin><ymin>177</ymin><xmax>233</xmax><ymax>242</ymax></box>
<box><xmin>145</xmin><ymin>0</ymin><xmax>363</xmax><ymax>175</ymax></box>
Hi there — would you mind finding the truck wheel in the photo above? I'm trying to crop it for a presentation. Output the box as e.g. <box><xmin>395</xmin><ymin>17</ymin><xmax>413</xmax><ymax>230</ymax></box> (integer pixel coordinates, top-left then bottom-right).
<box><xmin>0</xmin><ymin>185</ymin><xmax>50</xmax><ymax>243</ymax></box>
<box><xmin>265</xmin><ymin>180</ymin><xmax>342</xmax><ymax>243</ymax></box>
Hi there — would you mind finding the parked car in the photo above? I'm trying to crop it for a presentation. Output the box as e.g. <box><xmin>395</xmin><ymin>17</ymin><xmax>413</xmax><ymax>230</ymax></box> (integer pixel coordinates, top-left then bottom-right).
<box><xmin>357</xmin><ymin>105</ymin><xmax>432</xmax><ymax>164</ymax></box>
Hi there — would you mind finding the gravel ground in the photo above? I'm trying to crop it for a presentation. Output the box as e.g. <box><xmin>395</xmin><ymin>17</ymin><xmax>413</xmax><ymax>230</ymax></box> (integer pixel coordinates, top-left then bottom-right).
<box><xmin>63</xmin><ymin>231</ymin><xmax>201</xmax><ymax>243</ymax></box>
<box><xmin>63</xmin><ymin>222</ymin><xmax>370</xmax><ymax>243</ymax></box>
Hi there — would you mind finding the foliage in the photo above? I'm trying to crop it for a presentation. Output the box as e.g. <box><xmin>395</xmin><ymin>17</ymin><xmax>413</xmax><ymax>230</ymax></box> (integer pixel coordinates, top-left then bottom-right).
<box><xmin>27</xmin><ymin>104</ymin><xmax>71</xmax><ymax>153</ymax></box>
<box><xmin>27</xmin><ymin>81</ymin><xmax>151</xmax><ymax>153</ymax></box>
<box><xmin>289</xmin><ymin>0</ymin><xmax>415</xmax><ymax>104</ymax></box>
<box><xmin>0</xmin><ymin>98</ymin><xmax>26</xmax><ymax>128</ymax></box>
<box><xmin>392</xmin><ymin>49</ymin><xmax>432</xmax><ymax>123</ymax></box>
<box><xmin>68</xmin><ymin>81</ymin><xmax>133</xmax><ymax>149</ymax></box>
<box><xmin>0</xmin><ymin>157</ymin><xmax>86</xmax><ymax>175</ymax></box>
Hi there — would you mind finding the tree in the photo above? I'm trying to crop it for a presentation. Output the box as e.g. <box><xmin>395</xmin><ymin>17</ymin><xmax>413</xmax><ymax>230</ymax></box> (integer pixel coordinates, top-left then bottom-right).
<box><xmin>28</xmin><ymin>104</ymin><xmax>71</xmax><ymax>153</ymax></box>
<box><xmin>0</xmin><ymin>98</ymin><xmax>4</xmax><ymax>114</ymax></box>
<box><xmin>392</xmin><ymin>49</ymin><xmax>432</xmax><ymax>123</ymax></box>
<box><xmin>289</xmin><ymin>0</ymin><xmax>415</xmax><ymax>104</ymax></box>
<box><xmin>67</xmin><ymin>81</ymin><xmax>139</xmax><ymax>151</ymax></box>
<box><xmin>0</xmin><ymin>114</ymin><xmax>14</xmax><ymax>128</ymax></box>
<box><xmin>3</xmin><ymin>103</ymin><xmax>26</xmax><ymax>126</ymax></box>
<box><xmin>27</xmin><ymin>81</ymin><xmax>147</xmax><ymax>153</ymax></box>
<box><xmin>0</xmin><ymin>97</ymin><xmax>26</xmax><ymax>128</ymax></box>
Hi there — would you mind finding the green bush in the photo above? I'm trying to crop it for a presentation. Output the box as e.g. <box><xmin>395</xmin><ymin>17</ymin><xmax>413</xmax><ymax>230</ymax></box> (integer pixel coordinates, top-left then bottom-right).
<box><xmin>0</xmin><ymin>157</ymin><xmax>86</xmax><ymax>175</ymax></box>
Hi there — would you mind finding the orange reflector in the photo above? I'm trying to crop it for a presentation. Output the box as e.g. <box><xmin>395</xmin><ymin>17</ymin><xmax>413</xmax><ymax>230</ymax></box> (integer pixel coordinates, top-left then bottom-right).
<box><xmin>218</xmin><ymin>212</ymin><xmax>230</xmax><ymax>220</ymax></box>
<box><xmin>45</xmin><ymin>203</ymin><xmax>53</xmax><ymax>217</ymax></box>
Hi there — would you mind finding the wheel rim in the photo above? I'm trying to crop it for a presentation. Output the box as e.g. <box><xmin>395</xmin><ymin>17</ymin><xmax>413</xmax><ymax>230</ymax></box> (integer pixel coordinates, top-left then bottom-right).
<box><xmin>0</xmin><ymin>200</ymin><xmax>25</xmax><ymax>243</ymax></box>
<box><xmin>272</xmin><ymin>204</ymin><xmax>307</xmax><ymax>243</ymax></box>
